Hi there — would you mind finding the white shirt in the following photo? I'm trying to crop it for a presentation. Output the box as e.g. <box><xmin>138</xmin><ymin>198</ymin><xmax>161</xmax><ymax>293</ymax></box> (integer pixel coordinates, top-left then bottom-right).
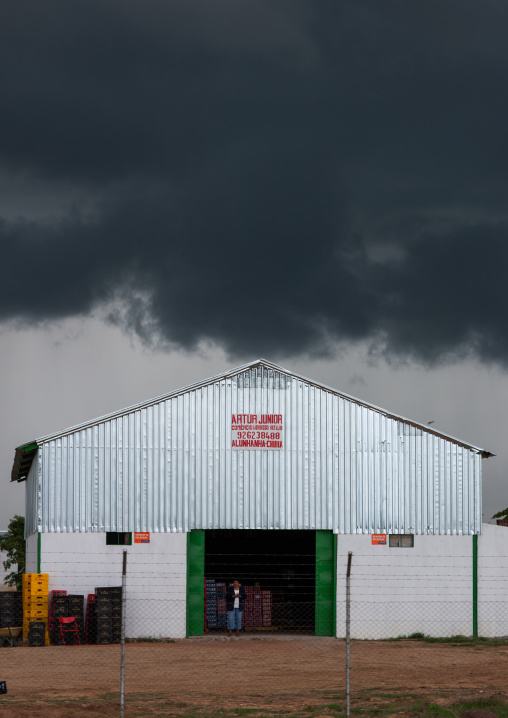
<box><xmin>234</xmin><ymin>590</ymin><xmax>240</xmax><ymax>609</ymax></box>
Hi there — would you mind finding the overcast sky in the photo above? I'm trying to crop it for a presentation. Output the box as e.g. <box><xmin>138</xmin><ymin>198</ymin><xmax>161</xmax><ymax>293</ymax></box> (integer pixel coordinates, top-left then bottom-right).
<box><xmin>1</xmin><ymin>1</ymin><xmax>507</xmax><ymax>529</ymax></box>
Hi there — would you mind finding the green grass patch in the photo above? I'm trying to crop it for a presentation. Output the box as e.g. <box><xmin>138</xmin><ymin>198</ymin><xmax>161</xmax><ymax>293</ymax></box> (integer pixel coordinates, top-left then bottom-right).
<box><xmin>387</xmin><ymin>632</ymin><xmax>508</xmax><ymax>646</ymax></box>
<box><xmin>422</xmin><ymin>696</ymin><xmax>508</xmax><ymax>718</ymax></box>
<box><xmin>316</xmin><ymin>688</ymin><xmax>508</xmax><ymax>718</ymax></box>
<box><xmin>1</xmin><ymin>692</ymin><xmax>507</xmax><ymax>718</ymax></box>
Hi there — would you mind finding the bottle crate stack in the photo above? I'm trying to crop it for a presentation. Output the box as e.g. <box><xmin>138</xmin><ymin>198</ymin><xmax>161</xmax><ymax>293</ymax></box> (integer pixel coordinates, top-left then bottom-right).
<box><xmin>261</xmin><ymin>589</ymin><xmax>272</xmax><ymax>626</ymax></box>
<box><xmin>50</xmin><ymin>595</ymin><xmax>69</xmax><ymax>644</ymax></box>
<box><xmin>205</xmin><ymin>578</ymin><xmax>217</xmax><ymax>627</ymax></box>
<box><xmin>244</xmin><ymin>586</ymin><xmax>263</xmax><ymax>627</ymax></box>
<box><xmin>0</xmin><ymin>592</ymin><xmax>23</xmax><ymax>629</ymax></box>
<box><xmin>244</xmin><ymin>586</ymin><xmax>272</xmax><ymax>627</ymax></box>
<box><xmin>68</xmin><ymin>595</ymin><xmax>85</xmax><ymax>643</ymax></box>
<box><xmin>94</xmin><ymin>587</ymin><xmax>122</xmax><ymax>644</ymax></box>
<box><xmin>50</xmin><ymin>594</ymin><xmax>85</xmax><ymax>644</ymax></box>
<box><xmin>23</xmin><ymin>573</ymin><xmax>50</xmax><ymax>645</ymax></box>
<box><xmin>28</xmin><ymin>620</ymin><xmax>47</xmax><ymax>647</ymax></box>
<box><xmin>85</xmin><ymin>594</ymin><xmax>97</xmax><ymax>644</ymax></box>
<box><xmin>216</xmin><ymin>582</ymin><xmax>227</xmax><ymax>627</ymax></box>
<box><xmin>48</xmin><ymin>590</ymin><xmax>67</xmax><ymax>638</ymax></box>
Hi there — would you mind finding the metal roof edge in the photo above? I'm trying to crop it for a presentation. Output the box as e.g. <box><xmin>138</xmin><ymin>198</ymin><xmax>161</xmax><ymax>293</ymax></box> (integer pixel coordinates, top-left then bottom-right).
<box><xmin>16</xmin><ymin>357</ymin><xmax>493</xmax><ymax>457</ymax></box>
<box><xmin>259</xmin><ymin>360</ymin><xmax>494</xmax><ymax>457</ymax></box>
<box><xmin>11</xmin><ymin>441</ymin><xmax>38</xmax><ymax>483</ymax></box>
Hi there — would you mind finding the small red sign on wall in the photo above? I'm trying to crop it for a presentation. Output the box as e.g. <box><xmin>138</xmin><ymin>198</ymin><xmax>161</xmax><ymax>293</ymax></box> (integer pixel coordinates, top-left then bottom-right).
<box><xmin>371</xmin><ymin>534</ymin><xmax>386</xmax><ymax>545</ymax></box>
<box><xmin>134</xmin><ymin>532</ymin><xmax>150</xmax><ymax>543</ymax></box>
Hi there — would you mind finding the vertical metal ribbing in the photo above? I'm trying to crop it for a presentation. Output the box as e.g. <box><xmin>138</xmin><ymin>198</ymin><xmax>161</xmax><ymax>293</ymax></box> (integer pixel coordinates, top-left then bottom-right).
<box><xmin>146</xmin><ymin>406</ymin><xmax>153</xmax><ymax>533</ymax></box>
<box><xmin>339</xmin><ymin>398</ymin><xmax>348</xmax><ymax>533</ymax></box>
<box><xmin>92</xmin><ymin>426</ymin><xmax>99</xmax><ymax>533</ymax></box>
<box><xmin>183</xmin><ymin>390</ymin><xmax>190</xmax><ymax>533</ymax></box>
<box><xmin>35</xmin><ymin>365</ymin><xmax>483</xmax><ymax>535</ymax></box>
<box><xmin>472</xmin><ymin>535</ymin><xmax>478</xmax><ymax>636</ymax></box>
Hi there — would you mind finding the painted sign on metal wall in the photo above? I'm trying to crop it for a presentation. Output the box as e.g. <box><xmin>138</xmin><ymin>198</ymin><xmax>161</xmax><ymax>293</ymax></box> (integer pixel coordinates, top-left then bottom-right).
<box><xmin>231</xmin><ymin>414</ymin><xmax>283</xmax><ymax>449</ymax></box>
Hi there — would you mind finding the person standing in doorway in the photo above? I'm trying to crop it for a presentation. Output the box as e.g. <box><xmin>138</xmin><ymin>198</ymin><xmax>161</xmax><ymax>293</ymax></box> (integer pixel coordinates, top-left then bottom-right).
<box><xmin>226</xmin><ymin>580</ymin><xmax>246</xmax><ymax>637</ymax></box>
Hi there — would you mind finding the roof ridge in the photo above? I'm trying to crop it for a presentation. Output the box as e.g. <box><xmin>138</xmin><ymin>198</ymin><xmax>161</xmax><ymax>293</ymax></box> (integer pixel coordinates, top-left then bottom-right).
<box><xmin>17</xmin><ymin>358</ymin><xmax>492</xmax><ymax>457</ymax></box>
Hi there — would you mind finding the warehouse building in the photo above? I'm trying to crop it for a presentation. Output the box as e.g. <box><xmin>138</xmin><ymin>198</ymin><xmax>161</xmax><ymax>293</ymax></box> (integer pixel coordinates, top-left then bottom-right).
<box><xmin>10</xmin><ymin>359</ymin><xmax>506</xmax><ymax>639</ymax></box>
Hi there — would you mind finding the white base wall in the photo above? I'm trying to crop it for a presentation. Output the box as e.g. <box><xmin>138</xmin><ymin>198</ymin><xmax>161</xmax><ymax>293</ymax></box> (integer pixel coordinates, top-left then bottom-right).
<box><xmin>25</xmin><ymin>532</ymin><xmax>38</xmax><ymax>573</ymax></box>
<box><xmin>25</xmin><ymin>525</ymin><xmax>508</xmax><ymax>641</ymax></box>
<box><xmin>478</xmin><ymin>524</ymin><xmax>508</xmax><ymax>637</ymax></box>
<box><xmin>336</xmin><ymin>534</ymin><xmax>473</xmax><ymax>639</ymax></box>
<box><xmin>39</xmin><ymin>532</ymin><xmax>187</xmax><ymax>639</ymax></box>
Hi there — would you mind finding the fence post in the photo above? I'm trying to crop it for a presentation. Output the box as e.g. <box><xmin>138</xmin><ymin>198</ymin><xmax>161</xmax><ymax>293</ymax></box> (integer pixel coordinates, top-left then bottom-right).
<box><xmin>346</xmin><ymin>551</ymin><xmax>352</xmax><ymax>718</ymax></box>
<box><xmin>120</xmin><ymin>550</ymin><xmax>127</xmax><ymax>718</ymax></box>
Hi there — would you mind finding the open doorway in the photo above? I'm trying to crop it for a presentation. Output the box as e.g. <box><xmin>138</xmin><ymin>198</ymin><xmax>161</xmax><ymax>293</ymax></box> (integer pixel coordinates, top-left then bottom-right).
<box><xmin>204</xmin><ymin>530</ymin><xmax>315</xmax><ymax>632</ymax></box>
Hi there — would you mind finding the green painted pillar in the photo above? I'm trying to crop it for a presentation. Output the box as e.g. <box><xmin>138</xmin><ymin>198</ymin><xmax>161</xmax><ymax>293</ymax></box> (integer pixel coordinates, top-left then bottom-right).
<box><xmin>315</xmin><ymin>530</ymin><xmax>337</xmax><ymax>636</ymax></box>
<box><xmin>187</xmin><ymin>530</ymin><xmax>205</xmax><ymax>637</ymax></box>
<box><xmin>473</xmin><ymin>534</ymin><xmax>478</xmax><ymax>637</ymax></box>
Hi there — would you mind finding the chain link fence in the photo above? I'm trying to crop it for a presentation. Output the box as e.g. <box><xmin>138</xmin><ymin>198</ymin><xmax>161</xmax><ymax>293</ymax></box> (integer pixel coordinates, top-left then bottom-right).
<box><xmin>1</xmin><ymin>551</ymin><xmax>508</xmax><ymax>718</ymax></box>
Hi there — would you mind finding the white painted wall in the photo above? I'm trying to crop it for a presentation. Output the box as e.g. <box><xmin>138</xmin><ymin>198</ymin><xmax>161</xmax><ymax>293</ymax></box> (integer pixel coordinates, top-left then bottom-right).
<box><xmin>336</xmin><ymin>534</ymin><xmax>473</xmax><ymax>639</ymax></box>
<box><xmin>25</xmin><ymin>532</ymin><xmax>38</xmax><ymax>573</ymax></box>
<box><xmin>25</xmin><ymin>525</ymin><xmax>508</xmax><ymax>641</ymax></box>
<box><xmin>478</xmin><ymin>523</ymin><xmax>508</xmax><ymax>637</ymax></box>
<box><xmin>39</xmin><ymin>532</ymin><xmax>187</xmax><ymax>638</ymax></box>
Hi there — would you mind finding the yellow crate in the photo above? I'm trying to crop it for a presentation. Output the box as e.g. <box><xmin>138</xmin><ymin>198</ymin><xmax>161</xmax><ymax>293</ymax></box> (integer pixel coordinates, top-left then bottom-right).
<box><xmin>23</xmin><ymin>574</ymin><xmax>48</xmax><ymax>587</ymax></box>
<box><xmin>26</xmin><ymin>610</ymin><xmax>49</xmax><ymax>618</ymax></box>
<box><xmin>26</xmin><ymin>586</ymin><xmax>48</xmax><ymax>595</ymax></box>
<box><xmin>23</xmin><ymin>585</ymin><xmax>48</xmax><ymax>603</ymax></box>
<box><xmin>24</xmin><ymin>617</ymin><xmax>48</xmax><ymax>625</ymax></box>
<box><xmin>24</xmin><ymin>581</ymin><xmax>48</xmax><ymax>593</ymax></box>
<box><xmin>27</xmin><ymin>595</ymin><xmax>49</xmax><ymax>605</ymax></box>
<box><xmin>24</xmin><ymin>573</ymin><xmax>48</xmax><ymax>582</ymax></box>
<box><xmin>23</xmin><ymin>595</ymin><xmax>48</xmax><ymax>610</ymax></box>
<box><xmin>24</xmin><ymin>609</ymin><xmax>49</xmax><ymax>619</ymax></box>
<box><xmin>27</xmin><ymin>604</ymin><xmax>49</xmax><ymax>612</ymax></box>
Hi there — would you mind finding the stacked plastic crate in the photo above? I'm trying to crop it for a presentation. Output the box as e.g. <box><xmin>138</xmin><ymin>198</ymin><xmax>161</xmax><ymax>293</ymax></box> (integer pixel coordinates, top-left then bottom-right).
<box><xmin>48</xmin><ymin>589</ymin><xmax>67</xmax><ymax>639</ymax></box>
<box><xmin>28</xmin><ymin>621</ymin><xmax>47</xmax><ymax>646</ymax></box>
<box><xmin>216</xmin><ymin>582</ymin><xmax>227</xmax><ymax>628</ymax></box>
<box><xmin>261</xmin><ymin>589</ymin><xmax>272</xmax><ymax>626</ymax></box>
<box><xmin>251</xmin><ymin>587</ymin><xmax>263</xmax><ymax>627</ymax></box>
<box><xmin>85</xmin><ymin>594</ymin><xmax>97</xmax><ymax>644</ymax></box>
<box><xmin>205</xmin><ymin>578</ymin><xmax>217</xmax><ymax>628</ymax></box>
<box><xmin>23</xmin><ymin>573</ymin><xmax>50</xmax><ymax>645</ymax></box>
<box><xmin>51</xmin><ymin>595</ymin><xmax>69</xmax><ymax>644</ymax></box>
<box><xmin>243</xmin><ymin>586</ymin><xmax>252</xmax><ymax>626</ymax></box>
<box><xmin>95</xmin><ymin>587</ymin><xmax>122</xmax><ymax>644</ymax></box>
<box><xmin>68</xmin><ymin>595</ymin><xmax>85</xmax><ymax>643</ymax></box>
<box><xmin>110</xmin><ymin>590</ymin><xmax>122</xmax><ymax>643</ymax></box>
<box><xmin>0</xmin><ymin>592</ymin><xmax>22</xmax><ymax>630</ymax></box>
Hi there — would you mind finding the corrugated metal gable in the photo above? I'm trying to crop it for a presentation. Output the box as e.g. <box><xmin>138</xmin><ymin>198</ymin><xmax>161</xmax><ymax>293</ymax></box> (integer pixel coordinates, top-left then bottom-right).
<box><xmin>33</xmin><ymin>363</ymin><xmax>482</xmax><ymax>535</ymax></box>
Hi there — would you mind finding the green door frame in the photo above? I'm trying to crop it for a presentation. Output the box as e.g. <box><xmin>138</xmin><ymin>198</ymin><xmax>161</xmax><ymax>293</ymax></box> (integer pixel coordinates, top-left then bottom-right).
<box><xmin>186</xmin><ymin>530</ymin><xmax>205</xmax><ymax>637</ymax></box>
<box><xmin>315</xmin><ymin>530</ymin><xmax>337</xmax><ymax>636</ymax></box>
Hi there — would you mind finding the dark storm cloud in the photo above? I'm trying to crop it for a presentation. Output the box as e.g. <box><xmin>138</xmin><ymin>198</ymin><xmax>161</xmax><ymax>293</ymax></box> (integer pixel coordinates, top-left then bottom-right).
<box><xmin>1</xmin><ymin>0</ymin><xmax>508</xmax><ymax>362</ymax></box>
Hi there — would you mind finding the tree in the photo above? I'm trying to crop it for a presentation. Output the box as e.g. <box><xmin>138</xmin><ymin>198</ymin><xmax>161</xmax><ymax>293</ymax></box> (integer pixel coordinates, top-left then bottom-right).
<box><xmin>0</xmin><ymin>515</ymin><xmax>25</xmax><ymax>590</ymax></box>
<box><xmin>492</xmin><ymin>507</ymin><xmax>508</xmax><ymax>522</ymax></box>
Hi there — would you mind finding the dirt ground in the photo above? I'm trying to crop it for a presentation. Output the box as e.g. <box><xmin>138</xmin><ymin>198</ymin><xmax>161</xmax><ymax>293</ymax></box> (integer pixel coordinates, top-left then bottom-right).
<box><xmin>1</xmin><ymin>636</ymin><xmax>507</xmax><ymax>717</ymax></box>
